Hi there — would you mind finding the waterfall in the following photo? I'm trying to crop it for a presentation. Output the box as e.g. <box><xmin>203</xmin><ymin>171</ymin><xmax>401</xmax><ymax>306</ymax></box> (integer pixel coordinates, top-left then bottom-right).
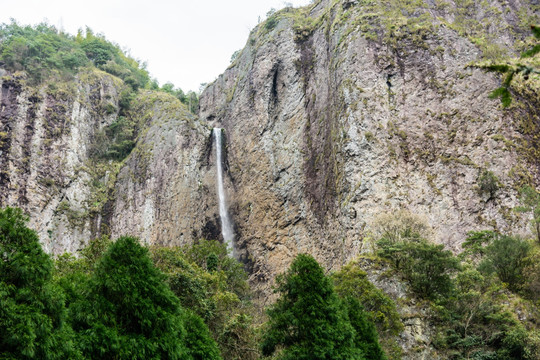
<box><xmin>213</xmin><ymin>128</ymin><xmax>235</xmax><ymax>255</ymax></box>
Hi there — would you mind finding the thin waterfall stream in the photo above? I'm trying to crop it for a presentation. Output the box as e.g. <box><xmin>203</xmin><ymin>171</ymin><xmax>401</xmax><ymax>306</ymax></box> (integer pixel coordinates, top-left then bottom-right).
<box><xmin>213</xmin><ymin>128</ymin><xmax>235</xmax><ymax>255</ymax></box>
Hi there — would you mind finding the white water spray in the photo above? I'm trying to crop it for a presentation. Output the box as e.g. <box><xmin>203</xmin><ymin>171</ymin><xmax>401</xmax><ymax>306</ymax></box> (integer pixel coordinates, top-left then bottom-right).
<box><xmin>213</xmin><ymin>128</ymin><xmax>235</xmax><ymax>255</ymax></box>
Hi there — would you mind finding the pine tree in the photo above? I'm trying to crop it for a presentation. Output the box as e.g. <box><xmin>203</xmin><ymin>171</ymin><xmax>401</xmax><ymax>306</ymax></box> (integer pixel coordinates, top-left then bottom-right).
<box><xmin>261</xmin><ymin>253</ymin><xmax>367</xmax><ymax>360</ymax></box>
<box><xmin>72</xmin><ymin>236</ymin><xmax>220</xmax><ymax>360</ymax></box>
<box><xmin>0</xmin><ymin>207</ymin><xmax>81</xmax><ymax>359</ymax></box>
<box><xmin>342</xmin><ymin>297</ymin><xmax>386</xmax><ymax>360</ymax></box>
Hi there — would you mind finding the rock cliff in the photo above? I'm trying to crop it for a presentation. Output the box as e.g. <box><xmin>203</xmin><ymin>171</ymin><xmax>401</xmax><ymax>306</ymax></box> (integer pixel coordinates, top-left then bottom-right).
<box><xmin>199</xmin><ymin>0</ymin><xmax>539</xmax><ymax>291</ymax></box>
<box><xmin>0</xmin><ymin>69</ymin><xmax>219</xmax><ymax>253</ymax></box>
<box><xmin>1</xmin><ymin>0</ymin><xmax>538</xmax><ymax>287</ymax></box>
<box><xmin>1</xmin><ymin>1</ymin><xmax>539</xmax><ymax>357</ymax></box>
<box><xmin>1</xmin><ymin>0</ymin><xmax>538</xmax><ymax>290</ymax></box>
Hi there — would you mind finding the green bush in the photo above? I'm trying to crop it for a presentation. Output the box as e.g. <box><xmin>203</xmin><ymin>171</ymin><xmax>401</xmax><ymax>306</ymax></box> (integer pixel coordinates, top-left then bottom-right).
<box><xmin>265</xmin><ymin>17</ymin><xmax>278</xmax><ymax>30</ymax></box>
<box><xmin>0</xmin><ymin>207</ymin><xmax>81</xmax><ymax>359</ymax></box>
<box><xmin>151</xmin><ymin>241</ymin><xmax>258</xmax><ymax>360</ymax></box>
<box><xmin>377</xmin><ymin>237</ymin><xmax>460</xmax><ymax>300</ymax></box>
<box><xmin>0</xmin><ymin>22</ymin><xmax>150</xmax><ymax>89</ymax></box>
<box><xmin>332</xmin><ymin>261</ymin><xmax>403</xmax><ymax>335</ymax></box>
<box><xmin>477</xmin><ymin>169</ymin><xmax>499</xmax><ymax>199</ymax></box>
<box><xmin>478</xmin><ymin>234</ymin><xmax>532</xmax><ymax>292</ymax></box>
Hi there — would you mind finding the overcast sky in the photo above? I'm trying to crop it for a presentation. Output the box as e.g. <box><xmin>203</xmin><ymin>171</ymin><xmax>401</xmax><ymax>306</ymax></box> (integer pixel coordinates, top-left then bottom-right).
<box><xmin>0</xmin><ymin>0</ymin><xmax>312</xmax><ymax>92</ymax></box>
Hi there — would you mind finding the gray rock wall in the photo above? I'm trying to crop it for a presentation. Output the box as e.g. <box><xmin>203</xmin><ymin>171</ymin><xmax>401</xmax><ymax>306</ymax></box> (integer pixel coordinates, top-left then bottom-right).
<box><xmin>199</xmin><ymin>0</ymin><xmax>538</xmax><ymax>294</ymax></box>
<box><xmin>0</xmin><ymin>71</ymin><xmax>219</xmax><ymax>253</ymax></box>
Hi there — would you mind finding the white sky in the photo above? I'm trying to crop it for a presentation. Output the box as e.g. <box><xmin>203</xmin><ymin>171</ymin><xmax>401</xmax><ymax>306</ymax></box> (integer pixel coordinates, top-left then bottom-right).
<box><xmin>0</xmin><ymin>0</ymin><xmax>312</xmax><ymax>92</ymax></box>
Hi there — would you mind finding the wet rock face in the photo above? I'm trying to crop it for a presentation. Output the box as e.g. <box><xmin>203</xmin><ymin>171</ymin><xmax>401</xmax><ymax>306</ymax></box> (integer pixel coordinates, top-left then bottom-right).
<box><xmin>199</xmin><ymin>0</ymin><xmax>538</xmax><ymax>293</ymax></box>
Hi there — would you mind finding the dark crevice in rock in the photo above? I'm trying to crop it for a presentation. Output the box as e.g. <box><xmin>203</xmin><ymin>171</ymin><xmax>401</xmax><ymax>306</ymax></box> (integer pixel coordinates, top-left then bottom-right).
<box><xmin>97</xmin><ymin>196</ymin><xmax>115</xmax><ymax>238</ymax></box>
<box><xmin>0</xmin><ymin>76</ymin><xmax>22</xmax><ymax>206</ymax></box>
<box><xmin>299</xmin><ymin>34</ymin><xmax>339</xmax><ymax>224</ymax></box>
<box><xmin>270</xmin><ymin>62</ymin><xmax>280</xmax><ymax>106</ymax></box>
<box><xmin>18</xmin><ymin>92</ymin><xmax>42</xmax><ymax>205</ymax></box>
<box><xmin>386</xmin><ymin>73</ymin><xmax>395</xmax><ymax>104</ymax></box>
<box><xmin>262</xmin><ymin>60</ymin><xmax>282</xmax><ymax>137</ymax></box>
<box><xmin>199</xmin><ymin>129</ymin><xmax>214</xmax><ymax>169</ymax></box>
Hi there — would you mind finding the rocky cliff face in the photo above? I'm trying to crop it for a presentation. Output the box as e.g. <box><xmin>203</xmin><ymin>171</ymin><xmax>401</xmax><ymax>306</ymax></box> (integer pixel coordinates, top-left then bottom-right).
<box><xmin>0</xmin><ymin>69</ymin><xmax>220</xmax><ymax>254</ymax></box>
<box><xmin>199</xmin><ymin>0</ymin><xmax>539</xmax><ymax>291</ymax></box>
<box><xmin>1</xmin><ymin>1</ymin><xmax>539</xmax><ymax>358</ymax></box>
<box><xmin>0</xmin><ymin>69</ymin><xmax>123</xmax><ymax>253</ymax></box>
<box><xmin>1</xmin><ymin>0</ymin><xmax>538</xmax><ymax>288</ymax></box>
<box><xmin>109</xmin><ymin>91</ymin><xmax>218</xmax><ymax>246</ymax></box>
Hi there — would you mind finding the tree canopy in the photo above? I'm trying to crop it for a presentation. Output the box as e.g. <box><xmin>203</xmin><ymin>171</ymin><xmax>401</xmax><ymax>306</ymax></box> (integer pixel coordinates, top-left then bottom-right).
<box><xmin>261</xmin><ymin>253</ymin><xmax>384</xmax><ymax>360</ymax></box>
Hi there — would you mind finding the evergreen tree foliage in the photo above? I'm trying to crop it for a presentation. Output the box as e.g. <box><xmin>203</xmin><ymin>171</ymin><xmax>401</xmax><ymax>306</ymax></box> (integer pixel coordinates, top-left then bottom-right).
<box><xmin>342</xmin><ymin>297</ymin><xmax>386</xmax><ymax>360</ymax></box>
<box><xmin>70</xmin><ymin>236</ymin><xmax>219</xmax><ymax>360</ymax></box>
<box><xmin>0</xmin><ymin>207</ymin><xmax>81</xmax><ymax>359</ymax></box>
<box><xmin>261</xmin><ymin>253</ymin><xmax>381</xmax><ymax>360</ymax></box>
<box><xmin>183</xmin><ymin>310</ymin><xmax>222</xmax><ymax>360</ymax></box>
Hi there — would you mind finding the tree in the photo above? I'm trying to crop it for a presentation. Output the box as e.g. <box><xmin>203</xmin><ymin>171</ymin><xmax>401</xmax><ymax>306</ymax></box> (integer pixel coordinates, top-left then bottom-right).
<box><xmin>71</xmin><ymin>236</ymin><xmax>220</xmax><ymax>360</ymax></box>
<box><xmin>261</xmin><ymin>253</ymin><xmax>376</xmax><ymax>360</ymax></box>
<box><xmin>332</xmin><ymin>262</ymin><xmax>403</xmax><ymax>336</ymax></box>
<box><xmin>183</xmin><ymin>310</ymin><xmax>222</xmax><ymax>360</ymax></box>
<box><xmin>151</xmin><ymin>242</ymin><xmax>257</xmax><ymax>360</ymax></box>
<box><xmin>479</xmin><ymin>234</ymin><xmax>531</xmax><ymax>292</ymax></box>
<box><xmin>515</xmin><ymin>185</ymin><xmax>540</xmax><ymax>244</ymax></box>
<box><xmin>377</xmin><ymin>237</ymin><xmax>460</xmax><ymax>300</ymax></box>
<box><xmin>0</xmin><ymin>207</ymin><xmax>81</xmax><ymax>359</ymax></box>
<box><xmin>342</xmin><ymin>297</ymin><xmax>386</xmax><ymax>360</ymax></box>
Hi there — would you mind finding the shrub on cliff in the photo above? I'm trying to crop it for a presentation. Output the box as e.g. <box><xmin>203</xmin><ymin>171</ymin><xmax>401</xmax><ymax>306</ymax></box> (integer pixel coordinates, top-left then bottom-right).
<box><xmin>332</xmin><ymin>261</ymin><xmax>403</xmax><ymax>336</ymax></box>
<box><xmin>377</xmin><ymin>236</ymin><xmax>460</xmax><ymax>300</ymax></box>
<box><xmin>478</xmin><ymin>234</ymin><xmax>532</xmax><ymax>293</ymax></box>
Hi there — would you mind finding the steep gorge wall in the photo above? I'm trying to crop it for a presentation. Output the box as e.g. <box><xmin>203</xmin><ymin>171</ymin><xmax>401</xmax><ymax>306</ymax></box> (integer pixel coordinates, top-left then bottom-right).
<box><xmin>0</xmin><ymin>0</ymin><xmax>538</xmax><ymax>288</ymax></box>
<box><xmin>199</xmin><ymin>0</ymin><xmax>539</xmax><ymax>293</ymax></box>
<box><xmin>0</xmin><ymin>69</ymin><xmax>122</xmax><ymax>253</ymax></box>
<box><xmin>0</xmin><ymin>69</ymin><xmax>221</xmax><ymax>253</ymax></box>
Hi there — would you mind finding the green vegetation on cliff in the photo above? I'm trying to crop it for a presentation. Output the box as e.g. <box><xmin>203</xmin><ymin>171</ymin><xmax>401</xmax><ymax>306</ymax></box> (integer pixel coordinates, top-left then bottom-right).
<box><xmin>370</xmin><ymin>210</ymin><xmax>540</xmax><ymax>359</ymax></box>
<box><xmin>0</xmin><ymin>21</ymin><xmax>198</xmax><ymax>111</ymax></box>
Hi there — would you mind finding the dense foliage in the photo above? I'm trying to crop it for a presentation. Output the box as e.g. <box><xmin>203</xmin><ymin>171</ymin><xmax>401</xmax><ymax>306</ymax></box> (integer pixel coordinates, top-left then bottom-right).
<box><xmin>373</xmin><ymin>210</ymin><xmax>540</xmax><ymax>359</ymax></box>
<box><xmin>261</xmin><ymin>253</ymin><xmax>385</xmax><ymax>360</ymax></box>
<box><xmin>150</xmin><ymin>240</ymin><xmax>258</xmax><ymax>360</ymax></box>
<box><xmin>0</xmin><ymin>207</ymin><xmax>81</xmax><ymax>359</ymax></box>
<box><xmin>0</xmin><ymin>208</ymin><xmax>221</xmax><ymax>359</ymax></box>
<box><xmin>3</xmin><ymin>202</ymin><xmax>540</xmax><ymax>359</ymax></box>
<box><xmin>376</xmin><ymin>220</ymin><xmax>460</xmax><ymax>300</ymax></box>
<box><xmin>0</xmin><ymin>21</ymin><xmax>198</xmax><ymax>111</ymax></box>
